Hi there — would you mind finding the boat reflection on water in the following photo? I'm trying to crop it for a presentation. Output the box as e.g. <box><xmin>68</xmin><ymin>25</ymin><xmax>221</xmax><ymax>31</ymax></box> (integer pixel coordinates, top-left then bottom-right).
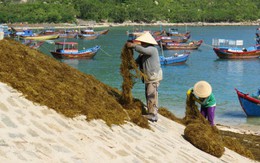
<box><xmin>61</xmin><ymin>59</ymin><xmax>79</xmax><ymax>69</ymax></box>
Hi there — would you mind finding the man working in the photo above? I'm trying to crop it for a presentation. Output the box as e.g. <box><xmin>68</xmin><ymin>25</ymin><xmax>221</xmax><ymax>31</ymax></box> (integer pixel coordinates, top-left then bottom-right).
<box><xmin>127</xmin><ymin>32</ymin><xmax>163</xmax><ymax>122</ymax></box>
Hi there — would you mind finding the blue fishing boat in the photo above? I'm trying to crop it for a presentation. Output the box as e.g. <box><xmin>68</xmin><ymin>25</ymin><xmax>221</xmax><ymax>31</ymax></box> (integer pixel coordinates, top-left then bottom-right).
<box><xmin>0</xmin><ymin>24</ymin><xmax>10</xmax><ymax>37</ymax></box>
<box><xmin>160</xmin><ymin>53</ymin><xmax>189</xmax><ymax>65</ymax></box>
<box><xmin>50</xmin><ymin>41</ymin><xmax>100</xmax><ymax>59</ymax></box>
<box><xmin>235</xmin><ymin>88</ymin><xmax>260</xmax><ymax>117</ymax></box>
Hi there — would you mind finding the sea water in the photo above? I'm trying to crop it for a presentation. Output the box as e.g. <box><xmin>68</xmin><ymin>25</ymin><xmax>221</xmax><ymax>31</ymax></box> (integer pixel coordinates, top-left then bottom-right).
<box><xmin>40</xmin><ymin>25</ymin><xmax>260</xmax><ymax>127</ymax></box>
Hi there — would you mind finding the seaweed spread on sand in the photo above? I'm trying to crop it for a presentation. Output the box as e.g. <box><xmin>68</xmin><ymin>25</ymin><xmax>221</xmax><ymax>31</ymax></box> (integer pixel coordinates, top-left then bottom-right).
<box><xmin>0</xmin><ymin>38</ymin><xmax>148</xmax><ymax>128</ymax></box>
<box><xmin>159</xmin><ymin>91</ymin><xmax>255</xmax><ymax>160</ymax></box>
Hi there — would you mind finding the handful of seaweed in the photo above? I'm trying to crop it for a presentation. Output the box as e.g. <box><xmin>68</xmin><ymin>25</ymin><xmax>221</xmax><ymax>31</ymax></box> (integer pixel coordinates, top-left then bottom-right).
<box><xmin>119</xmin><ymin>43</ymin><xmax>144</xmax><ymax>105</ymax></box>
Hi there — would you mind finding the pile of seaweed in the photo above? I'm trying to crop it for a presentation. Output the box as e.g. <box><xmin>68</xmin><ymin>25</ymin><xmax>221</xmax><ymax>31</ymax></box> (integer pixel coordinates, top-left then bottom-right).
<box><xmin>0</xmin><ymin>38</ymin><xmax>146</xmax><ymax>127</ymax></box>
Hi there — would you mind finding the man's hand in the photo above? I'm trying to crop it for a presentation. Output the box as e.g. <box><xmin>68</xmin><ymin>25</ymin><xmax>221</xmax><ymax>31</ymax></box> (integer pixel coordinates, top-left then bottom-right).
<box><xmin>126</xmin><ymin>42</ymin><xmax>136</xmax><ymax>48</ymax></box>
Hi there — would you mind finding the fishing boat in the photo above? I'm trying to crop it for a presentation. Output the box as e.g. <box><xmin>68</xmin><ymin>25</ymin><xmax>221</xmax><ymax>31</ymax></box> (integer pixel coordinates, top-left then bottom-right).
<box><xmin>39</xmin><ymin>27</ymin><xmax>59</xmax><ymax>35</ymax></box>
<box><xmin>152</xmin><ymin>30</ymin><xmax>167</xmax><ymax>37</ymax></box>
<box><xmin>161</xmin><ymin>40</ymin><xmax>203</xmax><ymax>50</ymax></box>
<box><xmin>78</xmin><ymin>34</ymin><xmax>99</xmax><ymax>40</ymax></box>
<box><xmin>50</xmin><ymin>41</ymin><xmax>100</xmax><ymax>59</ymax></box>
<box><xmin>23</xmin><ymin>40</ymin><xmax>44</xmax><ymax>49</ymax></box>
<box><xmin>0</xmin><ymin>24</ymin><xmax>10</xmax><ymax>37</ymax></box>
<box><xmin>58</xmin><ymin>29</ymin><xmax>79</xmax><ymax>38</ymax></box>
<box><xmin>126</xmin><ymin>29</ymin><xmax>151</xmax><ymax>38</ymax></box>
<box><xmin>212</xmin><ymin>38</ymin><xmax>260</xmax><ymax>59</ymax></box>
<box><xmin>78</xmin><ymin>28</ymin><xmax>99</xmax><ymax>40</ymax></box>
<box><xmin>22</xmin><ymin>33</ymin><xmax>59</xmax><ymax>40</ymax></box>
<box><xmin>10</xmin><ymin>28</ymin><xmax>35</xmax><ymax>37</ymax></box>
<box><xmin>156</xmin><ymin>35</ymin><xmax>191</xmax><ymax>44</ymax></box>
<box><xmin>97</xmin><ymin>29</ymin><xmax>109</xmax><ymax>35</ymax></box>
<box><xmin>235</xmin><ymin>88</ymin><xmax>260</xmax><ymax>117</ymax></box>
<box><xmin>213</xmin><ymin>46</ymin><xmax>260</xmax><ymax>59</ymax></box>
<box><xmin>166</xmin><ymin>28</ymin><xmax>190</xmax><ymax>37</ymax></box>
<box><xmin>160</xmin><ymin>53</ymin><xmax>189</xmax><ymax>65</ymax></box>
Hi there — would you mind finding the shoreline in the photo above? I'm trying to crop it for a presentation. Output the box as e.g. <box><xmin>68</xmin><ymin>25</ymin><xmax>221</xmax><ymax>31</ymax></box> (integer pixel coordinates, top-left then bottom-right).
<box><xmin>216</xmin><ymin>123</ymin><xmax>260</xmax><ymax>136</ymax></box>
<box><xmin>6</xmin><ymin>21</ymin><xmax>260</xmax><ymax>29</ymax></box>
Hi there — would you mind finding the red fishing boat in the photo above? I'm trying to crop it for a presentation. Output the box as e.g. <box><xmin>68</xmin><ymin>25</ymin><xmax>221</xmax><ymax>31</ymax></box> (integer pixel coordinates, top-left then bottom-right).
<box><xmin>212</xmin><ymin>38</ymin><xmax>260</xmax><ymax>59</ymax></box>
<box><xmin>213</xmin><ymin>45</ymin><xmax>260</xmax><ymax>59</ymax></box>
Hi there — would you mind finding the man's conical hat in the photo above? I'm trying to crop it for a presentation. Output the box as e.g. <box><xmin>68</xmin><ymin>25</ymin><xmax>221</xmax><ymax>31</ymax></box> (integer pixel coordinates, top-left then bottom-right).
<box><xmin>135</xmin><ymin>32</ymin><xmax>158</xmax><ymax>45</ymax></box>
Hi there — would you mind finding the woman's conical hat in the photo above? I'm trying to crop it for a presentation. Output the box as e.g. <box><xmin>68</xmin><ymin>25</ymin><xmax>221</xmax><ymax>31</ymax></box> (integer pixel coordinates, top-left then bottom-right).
<box><xmin>193</xmin><ymin>81</ymin><xmax>212</xmax><ymax>98</ymax></box>
<box><xmin>135</xmin><ymin>32</ymin><xmax>158</xmax><ymax>45</ymax></box>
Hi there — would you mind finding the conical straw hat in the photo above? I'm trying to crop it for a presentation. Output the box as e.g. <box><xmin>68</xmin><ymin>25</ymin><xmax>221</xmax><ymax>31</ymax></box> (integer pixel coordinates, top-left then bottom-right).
<box><xmin>193</xmin><ymin>81</ymin><xmax>212</xmax><ymax>98</ymax></box>
<box><xmin>135</xmin><ymin>32</ymin><xmax>158</xmax><ymax>45</ymax></box>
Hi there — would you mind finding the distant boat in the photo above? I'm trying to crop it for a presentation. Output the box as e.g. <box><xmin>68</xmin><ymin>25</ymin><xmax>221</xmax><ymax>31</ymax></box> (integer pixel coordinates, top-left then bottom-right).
<box><xmin>0</xmin><ymin>24</ymin><xmax>10</xmax><ymax>37</ymax></box>
<box><xmin>162</xmin><ymin>40</ymin><xmax>203</xmax><ymax>50</ymax></box>
<box><xmin>23</xmin><ymin>40</ymin><xmax>44</xmax><ymax>49</ymax></box>
<box><xmin>152</xmin><ymin>30</ymin><xmax>167</xmax><ymax>37</ymax></box>
<box><xmin>78</xmin><ymin>28</ymin><xmax>109</xmax><ymax>40</ymax></box>
<box><xmin>78</xmin><ymin>34</ymin><xmax>99</xmax><ymax>40</ymax></box>
<box><xmin>22</xmin><ymin>34</ymin><xmax>59</xmax><ymax>41</ymax></box>
<box><xmin>160</xmin><ymin>53</ymin><xmax>189</xmax><ymax>65</ymax></box>
<box><xmin>58</xmin><ymin>29</ymin><xmax>78</xmax><ymax>38</ymax></box>
<box><xmin>78</xmin><ymin>28</ymin><xmax>99</xmax><ymax>40</ymax></box>
<box><xmin>97</xmin><ymin>29</ymin><xmax>109</xmax><ymax>35</ymax></box>
<box><xmin>212</xmin><ymin>38</ymin><xmax>260</xmax><ymax>59</ymax></box>
<box><xmin>166</xmin><ymin>28</ymin><xmax>190</xmax><ymax>37</ymax></box>
<box><xmin>235</xmin><ymin>88</ymin><xmax>260</xmax><ymax>117</ymax></box>
<box><xmin>156</xmin><ymin>35</ymin><xmax>191</xmax><ymax>43</ymax></box>
<box><xmin>50</xmin><ymin>41</ymin><xmax>100</xmax><ymax>59</ymax></box>
<box><xmin>10</xmin><ymin>28</ymin><xmax>35</xmax><ymax>37</ymax></box>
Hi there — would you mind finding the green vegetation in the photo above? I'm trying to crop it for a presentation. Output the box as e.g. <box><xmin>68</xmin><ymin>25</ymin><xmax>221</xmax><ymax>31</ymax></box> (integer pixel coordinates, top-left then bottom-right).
<box><xmin>0</xmin><ymin>0</ymin><xmax>259</xmax><ymax>24</ymax></box>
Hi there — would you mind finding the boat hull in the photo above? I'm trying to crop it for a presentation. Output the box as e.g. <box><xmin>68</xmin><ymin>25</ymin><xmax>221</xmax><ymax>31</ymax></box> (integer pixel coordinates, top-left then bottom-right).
<box><xmin>160</xmin><ymin>54</ymin><xmax>189</xmax><ymax>65</ymax></box>
<box><xmin>213</xmin><ymin>48</ymin><xmax>260</xmax><ymax>59</ymax></box>
<box><xmin>235</xmin><ymin>89</ymin><xmax>260</xmax><ymax>117</ymax></box>
<box><xmin>22</xmin><ymin>34</ymin><xmax>59</xmax><ymax>40</ymax></box>
<box><xmin>50</xmin><ymin>46</ymin><xmax>100</xmax><ymax>59</ymax></box>
<box><xmin>78</xmin><ymin>34</ymin><xmax>99</xmax><ymax>40</ymax></box>
<box><xmin>162</xmin><ymin>40</ymin><xmax>203</xmax><ymax>50</ymax></box>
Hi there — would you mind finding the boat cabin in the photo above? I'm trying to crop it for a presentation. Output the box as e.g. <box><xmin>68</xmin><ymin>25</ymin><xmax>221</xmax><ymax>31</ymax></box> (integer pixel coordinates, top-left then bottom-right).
<box><xmin>81</xmin><ymin>28</ymin><xmax>95</xmax><ymax>34</ymax></box>
<box><xmin>54</xmin><ymin>42</ymin><xmax>79</xmax><ymax>53</ymax></box>
<box><xmin>168</xmin><ymin>28</ymin><xmax>179</xmax><ymax>34</ymax></box>
<box><xmin>0</xmin><ymin>24</ymin><xmax>10</xmax><ymax>37</ymax></box>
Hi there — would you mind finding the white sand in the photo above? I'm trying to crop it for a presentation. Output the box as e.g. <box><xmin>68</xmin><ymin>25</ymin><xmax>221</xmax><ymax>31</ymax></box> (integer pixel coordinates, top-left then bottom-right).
<box><xmin>0</xmin><ymin>82</ymin><xmax>258</xmax><ymax>163</ymax></box>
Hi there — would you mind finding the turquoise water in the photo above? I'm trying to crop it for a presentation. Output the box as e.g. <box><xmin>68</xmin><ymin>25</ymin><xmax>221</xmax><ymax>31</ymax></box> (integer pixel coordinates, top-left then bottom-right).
<box><xmin>39</xmin><ymin>25</ymin><xmax>260</xmax><ymax>127</ymax></box>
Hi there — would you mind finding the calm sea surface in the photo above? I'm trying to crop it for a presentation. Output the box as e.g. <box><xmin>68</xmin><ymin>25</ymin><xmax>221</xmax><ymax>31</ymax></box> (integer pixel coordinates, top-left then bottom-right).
<box><xmin>39</xmin><ymin>25</ymin><xmax>260</xmax><ymax>127</ymax></box>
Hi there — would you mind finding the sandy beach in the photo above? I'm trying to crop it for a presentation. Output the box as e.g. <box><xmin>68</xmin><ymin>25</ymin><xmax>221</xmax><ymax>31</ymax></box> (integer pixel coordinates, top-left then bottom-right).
<box><xmin>6</xmin><ymin>20</ymin><xmax>260</xmax><ymax>30</ymax></box>
<box><xmin>0</xmin><ymin>82</ymin><xmax>258</xmax><ymax>163</ymax></box>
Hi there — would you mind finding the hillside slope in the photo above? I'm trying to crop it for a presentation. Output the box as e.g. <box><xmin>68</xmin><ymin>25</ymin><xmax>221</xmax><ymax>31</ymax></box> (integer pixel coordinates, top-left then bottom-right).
<box><xmin>0</xmin><ymin>38</ymin><xmax>147</xmax><ymax>127</ymax></box>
